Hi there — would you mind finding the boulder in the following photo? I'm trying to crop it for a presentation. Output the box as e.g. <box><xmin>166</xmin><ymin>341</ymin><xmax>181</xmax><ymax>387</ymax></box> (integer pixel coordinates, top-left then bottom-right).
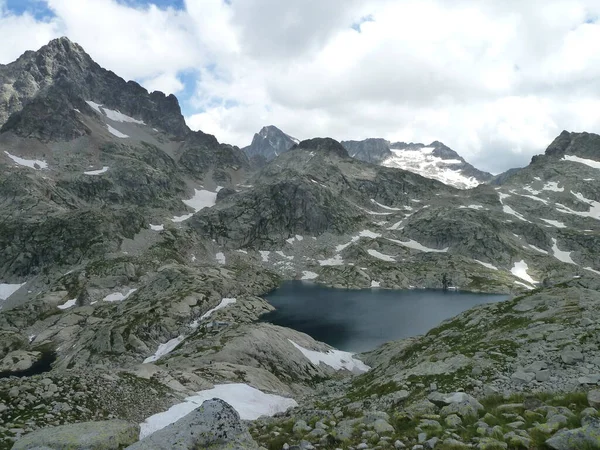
<box><xmin>588</xmin><ymin>390</ymin><xmax>600</xmax><ymax>408</ymax></box>
<box><xmin>12</xmin><ymin>420</ymin><xmax>139</xmax><ymax>450</ymax></box>
<box><xmin>561</xmin><ymin>349</ymin><xmax>584</xmax><ymax>365</ymax></box>
<box><xmin>546</xmin><ymin>417</ymin><xmax>600</xmax><ymax>450</ymax></box>
<box><xmin>126</xmin><ymin>399</ymin><xmax>259</xmax><ymax>449</ymax></box>
<box><xmin>0</xmin><ymin>350</ymin><xmax>41</xmax><ymax>373</ymax></box>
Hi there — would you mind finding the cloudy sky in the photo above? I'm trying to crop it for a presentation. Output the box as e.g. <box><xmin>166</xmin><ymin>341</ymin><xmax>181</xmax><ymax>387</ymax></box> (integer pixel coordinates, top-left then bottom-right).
<box><xmin>1</xmin><ymin>0</ymin><xmax>600</xmax><ymax>173</ymax></box>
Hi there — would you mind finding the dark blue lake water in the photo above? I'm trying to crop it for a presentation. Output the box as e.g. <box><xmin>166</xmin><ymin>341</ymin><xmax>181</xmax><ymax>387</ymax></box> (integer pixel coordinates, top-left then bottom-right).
<box><xmin>262</xmin><ymin>282</ymin><xmax>509</xmax><ymax>352</ymax></box>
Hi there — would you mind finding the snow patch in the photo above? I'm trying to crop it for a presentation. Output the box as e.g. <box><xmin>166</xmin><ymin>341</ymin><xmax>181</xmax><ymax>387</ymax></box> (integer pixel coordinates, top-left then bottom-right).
<box><xmin>563</xmin><ymin>155</ymin><xmax>600</xmax><ymax>170</ymax></box>
<box><xmin>301</xmin><ymin>271</ymin><xmax>318</xmax><ymax>280</ymax></box>
<box><xmin>511</xmin><ymin>260</ymin><xmax>537</xmax><ymax>284</ymax></box>
<box><xmin>85</xmin><ymin>100</ymin><xmax>103</xmax><ymax>114</ymax></box>
<box><xmin>542</xmin><ymin>182</ymin><xmax>564</xmax><ymax>192</ymax></box>
<box><xmin>383</xmin><ymin>148</ymin><xmax>479</xmax><ymax>189</ymax></box>
<box><xmin>57</xmin><ymin>298</ymin><xmax>77</xmax><ymax>310</ymax></box>
<box><xmin>259</xmin><ymin>251</ymin><xmax>270</xmax><ymax>262</ymax></box>
<box><xmin>552</xmin><ymin>238</ymin><xmax>576</xmax><ymax>264</ymax></box>
<box><xmin>139</xmin><ymin>383</ymin><xmax>298</xmax><ymax>439</ymax></box>
<box><xmin>370</xmin><ymin>199</ymin><xmax>402</xmax><ymax>210</ymax></box>
<box><xmin>288</xmin><ymin>340</ymin><xmax>370</xmax><ymax>373</ymax></box>
<box><xmin>143</xmin><ymin>336</ymin><xmax>185</xmax><ymax>364</ymax></box>
<box><xmin>4</xmin><ymin>151</ymin><xmax>48</xmax><ymax>170</ymax></box>
<box><xmin>319</xmin><ymin>255</ymin><xmax>344</xmax><ymax>266</ymax></box>
<box><xmin>182</xmin><ymin>189</ymin><xmax>217</xmax><ymax>211</ymax></box>
<box><xmin>0</xmin><ymin>283</ymin><xmax>25</xmax><ymax>301</ymax></box>
<box><xmin>387</xmin><ymin>238</ymin><xmax>448</xmax><ymax>253</ymax></box>
<box><xmin>514</xmin><ymin>281</ymin><xmax>534</xmax><ymax>290</ymax></box>
<box><xmin>200</xmin><ymin>298</ymin><xmax>236</xmax><ymax>320</ymax></box>
<box><xmin>474</xmin><ymin>260</ymin><xmax>498</xmax><ymax>270</ymax></box>
<box><xmin>149</xmin><ymin>224</ymin><xmax>164</xmax><ymax>231</ymax></box>
<box><xmin>106</xmin><ymin>124</ymin><xmax>128</xmax><ymax>138</ymax></box>
<box><xmin>216</xmin><ymin>252</ymin><xmax>226</xmax><ymax>265</ymax></box>
<box><xmin>371</xmin><ymin>280</ymin><xmax>381</xmax><ymax>288</ymax></box>
<box><xmin>541</xmin><ymin>218</ymin><xmax>567</xmax><ymax>228</ymax></box>
<box><xmin>555</xmin><ymin>192</ymin><xmax>600</xmax><ymax>220</ymax></box>
<box><xmin>171</xmin><ymin>213</ymin><xmax>193</xmax><ymax>222</ymax></box>
<box><xmin>367</xmin><ymin>249</ymin><xmax>395</xmax><ymax>262</ymax></box>
<box><xmin>103</xmin><ymin>288</ymin><xmax>137</xmax><ymax>302</ymax></box>
<box><xmin>503</xmin><ymin>205</ymin><xmax>529</xmax><ymax>222</ymax></box>
<box><xmin>84</xmin><ymin>166</ymin><xmax>109</xmax><ymax>175</ymax></box>
<box><xmin>528</xmin><ymin>244</ymin><xmax>548</xmax><ymax>254</ymax></box>
<box><xmin>102</xmin><ymin>107</ymin><xmax>145</xmax><ymax>124</ymax></box>
<box><xmin>585</xmin><ymin>267</ymin><xmax>600</xmax><ymax>275</ymax></box>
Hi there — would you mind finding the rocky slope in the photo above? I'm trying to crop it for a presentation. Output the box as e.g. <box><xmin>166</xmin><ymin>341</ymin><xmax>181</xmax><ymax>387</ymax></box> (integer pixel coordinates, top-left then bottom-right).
<box><xmin>1</xmin><ymin>38</ymin><xmax>600</xmax><ymax>450</ymax></box>
<box><xmin>243</xmin><ymin>125</ymin><xmax>299</xmax><ymax>167</ymax></box>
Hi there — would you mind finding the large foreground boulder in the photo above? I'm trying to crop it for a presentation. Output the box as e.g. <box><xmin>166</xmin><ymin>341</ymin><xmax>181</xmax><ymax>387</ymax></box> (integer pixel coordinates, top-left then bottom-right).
<box><xmin>126</xmin><ymin>399</ymin><xmax>259</xmax><ymax>449</ymax></box>
<box><xmin>12</xmin><ymin>420</ymin><xmax>139</xmax><ymax>449</ymax></box>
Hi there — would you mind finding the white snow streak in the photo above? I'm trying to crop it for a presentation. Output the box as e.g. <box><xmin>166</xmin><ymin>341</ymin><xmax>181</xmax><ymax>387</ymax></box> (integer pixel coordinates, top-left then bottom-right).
<box><xmin>149</xmin><ymin>224</ymin><xmax>164</xmax><ymax>231</ymax></box>
<box><xmin>103</xmin><ymin>288</ymin><xmax>137</xmax><ymax>302</ymax></box>
<box><xmin>200</xmin><ymin>298</ymin><xmax>237</xmax><ymax>320</ymax></box>
<box><xmin>474</xmin><ymin>260</ymin><xmax>498</xmax><ymax>270</ymax></box>
<box><xmin>563</xmin><ymin>155</ymin><xmax>600</xmax><ymax>169</ymax></box>
<box><xmin>84</xmin><ymin>166</ymin><xmax>109</xmax><ymax>175</ymax></box>
<box><xmin>0</xmin><ymin>283</ymin><xmax>25</xmax><ymax>301</ymax></box>
<box><xmin>367</xmin><ymin>249</ymin><xmax>395</xmax><ymax>262</ymax></box>
<box><xmin>541</xmin><ymin>218</ymin><xmax>567</xmax><ymax>228</ymax></box>
<box><xmin>387</xmin><ymin>238</ymin><xmax>448</xmax><ymax>253</ymax></box>
<box><xmin>4</xmin><ymin>151</ymin><xmax>48</xmax><ymax>170</ymax></box>
<box><xmin>106</xmin><ymin>124</ymin><xmax>128</xmax><ymax>138</ymax></box>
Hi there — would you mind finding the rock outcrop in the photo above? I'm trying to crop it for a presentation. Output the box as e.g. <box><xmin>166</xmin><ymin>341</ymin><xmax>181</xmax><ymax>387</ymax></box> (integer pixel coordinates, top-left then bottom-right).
<box><xmin>127</xmin><ymin>399</ymin><xmax>259</xmax><ymax>449</ymax></box>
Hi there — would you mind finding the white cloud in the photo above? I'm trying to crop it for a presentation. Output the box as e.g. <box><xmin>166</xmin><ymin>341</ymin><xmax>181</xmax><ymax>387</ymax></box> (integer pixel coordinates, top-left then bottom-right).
<box><xmin>3</xmin><ymin>0</ymin><xmax>600</xmax><ymax>173</ymax></box>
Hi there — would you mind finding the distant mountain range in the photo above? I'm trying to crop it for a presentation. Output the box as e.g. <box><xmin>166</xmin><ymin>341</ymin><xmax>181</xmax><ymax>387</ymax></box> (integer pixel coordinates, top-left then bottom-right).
<box><xmin>242</xmin><ymin>126</ymin><xmax>492</xmax><ymax>189</ymax></box>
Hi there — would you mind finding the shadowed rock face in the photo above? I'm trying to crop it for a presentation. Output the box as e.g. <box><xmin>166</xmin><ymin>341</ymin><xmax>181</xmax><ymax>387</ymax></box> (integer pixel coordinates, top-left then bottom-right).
<box><xmin>544</xmin><ymin>130</ymin><xmax>600</xmax><ymax>160</ymax></box>
<box><xmin>0</xmin><ymin>37</ymin><xmax>188</xmax><ymax>138</ymax></box>
<box><xmin>126</xmin><ymin>399</ymin><xmax>259</xmax><ymax>450</ymax></box>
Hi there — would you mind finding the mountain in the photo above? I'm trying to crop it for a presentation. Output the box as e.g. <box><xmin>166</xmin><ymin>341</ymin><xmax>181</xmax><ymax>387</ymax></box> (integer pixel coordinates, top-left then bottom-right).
<box><xmin>1</xmin><ymin>38</ymin><xmax>600</xmax><ymax>450</ymax></box>
<box><xmin>243</xmin><ymin>125</ymin><xmax>299</xmax><ymax>167</ymax></box>
<box><xmin>342</xmin><ymin>138</ymin><xmax>493</xmax><ymax>189</ymax></box>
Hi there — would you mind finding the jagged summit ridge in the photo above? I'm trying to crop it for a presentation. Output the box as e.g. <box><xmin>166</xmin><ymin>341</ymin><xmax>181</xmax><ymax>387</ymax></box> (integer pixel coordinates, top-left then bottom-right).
<box><xmin>0</xmin><ymin>36</ymin><xmax>188</xmax><ymax>138</ymax></box>
<box><xmin>243</xmin><ymin>125</ymin><xmax>299</xmax><ymax>166</ymax></box>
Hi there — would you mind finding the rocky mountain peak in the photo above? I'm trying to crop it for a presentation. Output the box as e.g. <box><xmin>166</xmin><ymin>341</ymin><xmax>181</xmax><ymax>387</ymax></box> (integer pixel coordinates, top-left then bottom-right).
<box><xmin>296</xmin><ymin>137</ymin><xmax>349</xmax><ymax>158</ymax></box>
<box><xmin>0</xmin><ymin>37</ymin><xmax>189</xmax><ymax>138</ymax></box>
<box><xmin>243</xmin><ymin>125</ymin><xmax>299</xmax><ymax>166</ymax></box>
<box><xmin>544</xmin><ymin>130</ymin><xmax>600</xmax><ymax>161</ymax></box>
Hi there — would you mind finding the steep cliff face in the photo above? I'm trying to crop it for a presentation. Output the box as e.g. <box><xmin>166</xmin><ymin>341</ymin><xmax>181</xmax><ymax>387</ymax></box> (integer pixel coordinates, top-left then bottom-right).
<box><xmin>243</xmin><ymin>125</ymin><xmax>299</xmax><ymax>166</ymax></box>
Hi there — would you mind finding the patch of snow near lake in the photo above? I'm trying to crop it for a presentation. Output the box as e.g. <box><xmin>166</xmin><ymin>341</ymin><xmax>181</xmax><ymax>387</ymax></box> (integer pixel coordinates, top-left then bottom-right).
<box><xmin>103</xmin><ymin>288</ymin><xmax>137</xmax><ymax>302</ymax></box>
<box><xmin>57</xmin><ymin>298</ymin><xmax>77</xmax><ymax>310</ymax></box>
<box><xmin>319</xmin><ymin>255</ymin><xmax>344</xmax><ymax>266</ymax></box>
<box><xmin>139</xmin><ymin>383</ymin><xmax>298</xmax><ymax>439</ymax></box>
<box><xmin>106</xmin><ymin>124</ymin><xmax>128</xmax><ymax>138</ymax></box>
<box><xmin>541</xmin><ymin>218</ymin><xmax>567</xmax><ymax>228</ymax></box>
<box><xmin>511</xmin><ymin>260</ymin><xmax>537</xmax><ymax>284</ymax></box>
<box><xmin>382</xmin><ymin>147</ymin><xmax>480</xmax><ymax>189</ymax></box>
<box><xmin>371</xmin><ymin>280</ymin><xmax>381</xmax><ymax>288</ymax></box>
<box><xmin>542</xmin><ymin>181</ymin><xmax>564</xmax><ymax>192</ymax></box>
<box><xmin>367</xmin><ymin>249</ymin><xmax>395</xmax><ymax>262</ymax></box>
<box><xmin>84</xmin><ymin>166</ymin><xmax>109</xmax><ymax>175</ymax></box>
<box><xmin>0</xmin><ymin>283</ymin><xmax>25</xmax><ymax>301</ymax></box>
<box><xmin>143</xmin><ymin>336</ymin><xmax>185</xmax><ymax>364</ymax></box>
<box><xmin>475</xmin><ymin>260</ymin><xmax>498</xmax><ymax>270</ymax></box>
<box><xmin>336</xmin><ymin>230</ymin><xmax>381</xmax><ymax>252</ymax></box>
<box><xmin>149</xmin><ymin>224</ymin><xmax>164</xmax><ymax>231</ymax></box>
<box><xmin>552</xmin><ymin>238</ymin><xmax>576</xmax><ymax>264</ymax></box>
<box><xmin>585</xmin><ymin>267</ymin><xmax>600</xmax><ymax>275</ymax></box>
<box><xmin>200</xmin><ymin>297</ymin><xmax>236</xmax><ymax>320</ymax></box>
<box><xmin>259</xmin><ymin>251</ymin><xmax>270</xmax><ymax>262</ymax></box>
<box><xmin>216</xmin><ymin>252</ymin><xmax>226</xmax><ymax>265</ymax></box>
<box><xmin>514</xmin><ymin>281</ymin><xmax>534</xmax><ymax>290</ymax></box>
<box><xmin>563</xmin><ymin>154</ymin><xmax>600</xmax><ymax>169</ymax></box>
<box><xmin>387</xmin><ymin>238</ymin><xmax>448</xmax><ymax>253</ymax></box>
<box><xmin>370</xmin><ymin>199</ymin><xmax>402</xmax><ymax>210</ymax></box>
<box><xmin>288</xmin><ymin>340</ymin><xmax>370</xmax><ymax>373</ymax></box>
<box><xmin>182</xmin><ymin>189</ymin><xmax>217</xmax><ymax>211</ymax></box>
<box><xmin>528</xmin><ymin>244</ymin><xmax>548</xmax><ymax>254</ymax></box>
<box><xmin>301</xmin><ymin>271</ymin><xmax>318</xmax><ymax>280</ymax></box>
<box><xmin>4</xmin><ymin>151</ymin><xmax>48</xmax><ymax>169</ymax></box>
